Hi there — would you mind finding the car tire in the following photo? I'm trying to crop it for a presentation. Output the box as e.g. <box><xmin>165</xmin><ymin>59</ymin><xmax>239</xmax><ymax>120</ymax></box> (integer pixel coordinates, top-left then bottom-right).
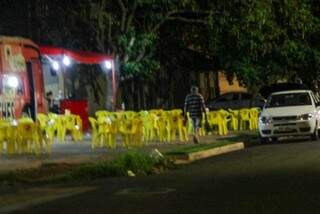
<box><xmin>271</xmin><ymin>137</ymin><xmax>278</xmax><ymax>143</ymax></box>
<box><xmin>259</xmin><ymin>136</ymin><xmax>268</xmax><ymax>144</ymax></box>
<box><xmin>311</xmin><ymin>127</ymin><xmax>319</xmax><ymax>141</ymax></box>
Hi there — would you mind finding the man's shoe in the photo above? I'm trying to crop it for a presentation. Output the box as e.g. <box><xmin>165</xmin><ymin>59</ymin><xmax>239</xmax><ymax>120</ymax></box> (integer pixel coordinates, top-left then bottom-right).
<box><xmin>193</xmin><ymin>136</ymin><xmax>199</xmax><ymax>144</ymax></box>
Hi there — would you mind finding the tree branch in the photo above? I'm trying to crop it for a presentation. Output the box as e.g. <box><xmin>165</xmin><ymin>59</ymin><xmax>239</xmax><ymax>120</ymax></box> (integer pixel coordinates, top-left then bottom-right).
<box><xmin>166</xmin><ymin>16</ymin><xmax>208</xmax><ymax>24</ymax></box>
<box><xmin>126</xmin><ymin>0</ymin><xmax>137</xmax><ymax>31</ymax></box>
<box><xmin>117</xmin><ymin>0</ymin><xmax>127</xmax><ymax>32</ymax></box>
<box><xmin>136</xmin><ymin>46</ymin><xmax>146</xmax><ymax>62</ymax></box>
<box><xmin>151</xmin><ymin>10</ymin><xmax>209</xmax><ymax>32</ymax></box>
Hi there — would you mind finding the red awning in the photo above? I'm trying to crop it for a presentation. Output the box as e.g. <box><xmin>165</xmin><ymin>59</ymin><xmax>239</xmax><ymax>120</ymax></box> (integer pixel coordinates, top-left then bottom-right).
<box><xmin>39</xmin><ymin>46</ymin><xmax>113</xmax><ymax>64</ymax></box>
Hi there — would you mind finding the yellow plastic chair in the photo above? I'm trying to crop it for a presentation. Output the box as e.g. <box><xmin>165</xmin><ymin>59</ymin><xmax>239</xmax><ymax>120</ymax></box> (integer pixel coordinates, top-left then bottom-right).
<box><xmin>0</xmin><ymin>121</ymin><xmax>10</xmax><ymax>154</ymax></box>
<box><xmin>55</xmin><ymin>115</ymin><xmax>68</xmax><ymax>143</ymax></box>
<box><xmin>65</xmin><ymin>114</ymin><xmax>83</xmax><ymax>142</ymax></box>
<box><xmin>157</xmin><ymin>112</ymin><xmax>170</xmax><ymax>142</ymax></box>
<box><xmin>118</xmin><ymin>118</ymin><xmax>133</xmax><ymax>147</ymax></box>
<box><xmin>250</xmin><ymin>108</ymin><xmax>260</xmax><ymax>130</ymax></box>
<box><xmin>131</xmin><ymin>116</ymin><xmax>144</xmax><ymax>147</ymax></box>
<box><xmin>186</xmin><ymin>113</ymin><xmax>194</xmax><ymax>135</ymax></box>
<box><xmin>239</xmin><ymin>109</ymin><xmax>253</xmax><ymax>130</ymax></box>
<box><xmin>168</xmin><ymin>110</ymin><xmax>188</xmax><ymax>142</ymax></box>
<box><xmin>36</xmin><ymin>113</ymin><xmax>52</xmax><ymax>144</ymax></box>
<box><xmin>4</xmin><ymin>120</ymin><xmax>18</xmax><ymax>155</ymax></box>
<box><xmin>207</xmin><ymin>111</ymin><xmax>226</xmax><ymax>135</ymax></box>
<box><xmin>44</xmin><ymin>114</ymin><xmax>58</xmax><ymax>143</ymax></box>
<box><xmin>139</xmin><ymin>111</ymin><xmax>156</xmax><ymax>142</ymax></box>
<box><xmin>97</xmin><ymin>115</ymin><xmax>117</xmax><ymax>148</ymax></box>
<box><xmin>228</xmin><ymin>109</ymin><xmax>239</xmax><ymax>131</ymax></box>
<box><xmin>16</xmin><ymin>119</ymin><xmax>41</xmax><ymax>154</ymax></box>
<box><xmin>124</xmin><ymin>111</ymin><xmax>137</xmax><ymax>120</ymax></box>
<box><xmin>89</xmin><ymin>117</ymin><xmax>100</xmax><ymax>149</ymax></box>
<box><xmin>95</xmin><ymin>110</ymin><xmax>111</xmax><ymax>119</ymax></box>
<box><xmin>218</xmin><ymin>109</ymin><xmax>231</xmax><ymax>135</ymax></box>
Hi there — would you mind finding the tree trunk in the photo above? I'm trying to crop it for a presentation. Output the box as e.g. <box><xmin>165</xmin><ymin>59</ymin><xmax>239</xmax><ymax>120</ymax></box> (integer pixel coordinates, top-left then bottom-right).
<box><xmin>137</xmin><ymin>78</ymin><xmax>141</xmax><ymax>110</ymax></box>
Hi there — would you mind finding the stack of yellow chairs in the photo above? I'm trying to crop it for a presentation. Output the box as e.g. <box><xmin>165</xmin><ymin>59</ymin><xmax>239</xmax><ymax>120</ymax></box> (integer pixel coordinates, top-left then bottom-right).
<box><xmin>86</xmin><ymin>107</ymin><xmax>261</xmax><ymax>150</ymax></box>
<box><xmin>65</xmin><ymin>114</ymin><xmax>83</xmax><ymax>141</ymax></box>
<box><xmin>250</xmin><ymin>108</ymin><xmax>260</xmax><ymax>130</ymax></box>
<box><xmin>0</xmin><ymin>119</ymin><xmax>15</xmax><ymax>154</ymax></box>
<box><xmin>16</xmin><ymin>117</ymin><xmax>42</xmax><ymax>155</ymax></box>
<box><xmin>168</xmin><ymin>109</ymin><xmax>188</xmax><ymax>142</ymax></box>
<box><xmin>156</xmin><ymin>111</ymin><xmax>170</xmax><ymax>142</ymax></box>
<box><xmin>98</xmin><ymin>114</ymin><xmax>118</xmax><ymax>148</ymax></box>
<box><xmin>88</xmin><ymin>117</ymin><xmax>100</xmax><ymax>148</ymax></box>
<box><xmin>218</xmin><ymin>109</ymin><xmax>231</xmax><ymax>135</ymax></box>
<box><xmin>118</xmin><ymin>114</ymin><xmax>144</xmax><ymax>147</ymax></box>
<box><xmin>139</xmin><ymin>111</ymin><xmax>154</xmax><ymax>142</ymax></box>
<box><xmin>206</xmin><ymin>111</ymin><xmax>226</xmax><ymax>135</ymax></box>
<box><xmin>239</xmin><ymin>109</ymin><xmax>253</xmax><ymax>130</ymax></box>
<box><xmin>228</xmin><ymin>109</ymin><xmax>239</xmax><ymax>131</ymax></box>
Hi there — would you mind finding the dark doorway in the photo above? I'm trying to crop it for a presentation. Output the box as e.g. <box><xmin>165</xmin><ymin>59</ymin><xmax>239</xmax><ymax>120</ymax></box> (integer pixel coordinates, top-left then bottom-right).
<box><xmin>26</xmin><ymin>61</ymin><xmax>36</xmax><ymax>120</ymax></box>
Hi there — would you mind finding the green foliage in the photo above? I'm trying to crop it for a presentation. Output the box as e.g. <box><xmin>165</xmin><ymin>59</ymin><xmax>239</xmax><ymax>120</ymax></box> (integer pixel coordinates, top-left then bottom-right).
<box><xmin>205</xmin><ymin>0</ymin><xmax>320</xmax><ymax>91</ymax></box>
<box><xmin>64</xmin><ymin>151</ymin><xmax>158</xmax><ymax>180</ymax></box>
<box><xmin>118</xmin><ymin>28</ymin><xmax>160</xmax><ymax>76</ymax></box>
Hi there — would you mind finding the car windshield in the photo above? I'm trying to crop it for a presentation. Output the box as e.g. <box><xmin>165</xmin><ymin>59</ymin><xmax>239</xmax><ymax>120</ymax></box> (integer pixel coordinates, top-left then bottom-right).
<box><xmin>266</xmin><ymin>92</ymin><xmax>312</xmax><ymax>108</ymax></box>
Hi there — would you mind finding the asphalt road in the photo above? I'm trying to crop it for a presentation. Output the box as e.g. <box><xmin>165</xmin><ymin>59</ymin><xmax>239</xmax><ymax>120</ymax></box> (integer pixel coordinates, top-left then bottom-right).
<box><xmin>13</xmin><ymin>139</ymin><xmax>320</xmax><ymax>214</ymax></box>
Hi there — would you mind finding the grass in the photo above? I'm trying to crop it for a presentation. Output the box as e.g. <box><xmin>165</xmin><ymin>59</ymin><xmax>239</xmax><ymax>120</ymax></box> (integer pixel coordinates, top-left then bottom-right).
<box><xmin>0</xmin><ymin>151</ymin><xmax>173</xmax><ymax>185</ymax></box>
<box><xmin>63</xmin><ymin>151</ymin><xmax>158</xmax><ymax>180</ymax></box>
<box><xmin>222</xmin><ymin>132</ymin><xmax>259</xmax><ymax>147</ymax></box>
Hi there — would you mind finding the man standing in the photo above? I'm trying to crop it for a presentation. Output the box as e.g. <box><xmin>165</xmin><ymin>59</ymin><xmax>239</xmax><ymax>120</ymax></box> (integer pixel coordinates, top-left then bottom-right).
<box><xmin>184</xmin><ymin>86</ymin><xmax>206</xmax><ymax>144</ymax></box>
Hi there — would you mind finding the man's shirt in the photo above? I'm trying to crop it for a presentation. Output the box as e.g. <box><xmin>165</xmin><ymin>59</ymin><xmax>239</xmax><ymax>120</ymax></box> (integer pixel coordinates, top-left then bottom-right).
<box><xmin>184</xmin><ymin>93</ymin><xmax>205</xmax><ymax>118</ymax></box>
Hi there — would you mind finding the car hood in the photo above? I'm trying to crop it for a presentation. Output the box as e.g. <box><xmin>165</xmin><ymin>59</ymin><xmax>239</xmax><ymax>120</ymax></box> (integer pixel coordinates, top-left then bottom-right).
<box><xmin>261</xmin><ymin>105</ymin><xmax>316</xmax><ymax>117</ymax></box>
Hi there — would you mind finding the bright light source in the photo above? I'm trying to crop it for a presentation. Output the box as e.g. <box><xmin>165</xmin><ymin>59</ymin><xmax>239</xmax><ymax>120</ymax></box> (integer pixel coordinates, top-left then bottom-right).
<box><xmin>52</xmin><ymin>61</ymin><xmax>60</xmax><ymax>70</ymax></box>
<box><xmin>7</xmin><ymin>76</ymin><xmax>19</xmax><ymax>88</ymax></box>
<box><xmin>12</xmin><ymin>119</ymin><xmax>18</xmax><ymax>126</ymax></box>
<box><xmin>63</xmin><ymin>56</ymin><xmax>71</xmax><ymax>66</ymax></box>
<box><xmin>104</xmin><ymin>60</ymin><xmax>112</xmax><ymax>70</ymax></box>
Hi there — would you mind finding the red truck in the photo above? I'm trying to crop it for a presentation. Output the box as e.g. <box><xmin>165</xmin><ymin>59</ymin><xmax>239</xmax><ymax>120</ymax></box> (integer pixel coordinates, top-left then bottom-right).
<box><xmin>0</xmin><ymin>36</ymin><xmax>47</xmax><ymax>119</ymax></box>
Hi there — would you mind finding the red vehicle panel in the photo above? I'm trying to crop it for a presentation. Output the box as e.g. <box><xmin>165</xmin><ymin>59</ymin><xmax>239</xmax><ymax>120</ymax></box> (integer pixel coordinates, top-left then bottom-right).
<box><xmin>0</xmin><ymin>36</ymin><xmax>47</xmax><ymax>119</ymax></box>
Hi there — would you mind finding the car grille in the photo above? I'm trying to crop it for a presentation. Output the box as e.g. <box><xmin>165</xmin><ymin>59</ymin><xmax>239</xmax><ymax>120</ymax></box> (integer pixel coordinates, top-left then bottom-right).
<box><xmin>274</xmin><ymin>123</ymin><xmax>297</xmax><ymax>126</ymax></box>
<box><xmin>272</xmin><ymin>116</ymin><xmax>298</xmax><ymax>121</ymax></box>
<box><xmin>274</xmin><ymin>130</ymin><xmax>297</xmax><ymax>134</ymax></box>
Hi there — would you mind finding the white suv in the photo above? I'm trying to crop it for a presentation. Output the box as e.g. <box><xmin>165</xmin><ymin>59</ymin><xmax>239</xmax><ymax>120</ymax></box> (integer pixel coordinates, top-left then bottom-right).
<box><xmin>259</xmin><ymin>90</ymin><xmax>320</xmax><ymax>143</ymax></box>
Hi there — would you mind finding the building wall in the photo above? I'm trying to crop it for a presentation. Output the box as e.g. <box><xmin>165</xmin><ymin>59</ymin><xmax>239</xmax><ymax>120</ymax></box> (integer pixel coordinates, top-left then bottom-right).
<box><xmin>218</xmin><ymin>71</ymin><xmax>247</xmax><ymax>94</ymax></box>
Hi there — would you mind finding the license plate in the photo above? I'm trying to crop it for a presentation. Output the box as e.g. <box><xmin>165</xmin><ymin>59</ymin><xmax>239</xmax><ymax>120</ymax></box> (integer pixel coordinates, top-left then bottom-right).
<box><xmin>278</xmin><ymin>127</ymin><xmax>293</xmax><ymax>131</ymax></box>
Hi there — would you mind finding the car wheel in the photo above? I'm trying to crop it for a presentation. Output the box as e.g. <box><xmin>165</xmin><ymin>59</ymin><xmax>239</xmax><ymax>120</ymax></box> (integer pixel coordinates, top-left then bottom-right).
<box><xmin>271</xmin><ymin>137</ymin><xmax>278</xmax><ymax>143</ymax></box>
<box><xmin>311</xmin><ymin>127</ymin><xmax>319</xmax><ymax>141</ymax></box>
<box><xmin>259</xmin><ymin>136</ymin><xmax>268</xmax><ymax>144</ymax></box>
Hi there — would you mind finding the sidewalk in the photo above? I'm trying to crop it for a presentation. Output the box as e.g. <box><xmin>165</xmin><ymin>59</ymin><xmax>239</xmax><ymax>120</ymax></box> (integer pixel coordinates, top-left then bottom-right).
<box><xmin>0</xmin><ymin>134</ymin><xmax>238</xmax><ymax>173</ymax></box>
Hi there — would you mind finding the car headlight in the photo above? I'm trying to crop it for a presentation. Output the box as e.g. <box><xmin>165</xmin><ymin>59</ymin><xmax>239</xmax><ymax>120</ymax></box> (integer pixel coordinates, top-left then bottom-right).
<box><xmin>6</xmin><ymin>75</ymin><xmax>19</xmax><ymax>88</ymax></box>
<box><xmin>300</xmin><ymin>113</ymin><xmax>313</xmax><ymax>121</ymax></box>
<box><xmin>259</xmin><ymin>116</ymin><xmax>272</xmax><ymax>124</ymax></box>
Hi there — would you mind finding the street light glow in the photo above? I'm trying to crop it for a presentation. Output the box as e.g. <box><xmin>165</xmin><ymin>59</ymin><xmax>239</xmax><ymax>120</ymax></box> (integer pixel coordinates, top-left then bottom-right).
<box><xmin>63</xmin><ymin>55</ymin><xmax>71</xmax><ymax>66</ymax></box>
<box><xmin>104</xmin><ymin>60</ymin><xmax>112</xmax><ymax>70</ymax></box>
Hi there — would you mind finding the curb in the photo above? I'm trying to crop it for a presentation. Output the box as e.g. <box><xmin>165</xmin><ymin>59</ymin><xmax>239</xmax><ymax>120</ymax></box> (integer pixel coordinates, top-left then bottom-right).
<box><xmin>172</xmin><ymin>142</ymin><xmax>245</xmax><ymax>164</ymax></box>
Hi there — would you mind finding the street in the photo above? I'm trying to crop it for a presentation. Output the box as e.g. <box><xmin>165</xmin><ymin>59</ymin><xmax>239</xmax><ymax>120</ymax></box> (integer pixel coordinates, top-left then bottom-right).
<box><xmin>11</xmin><ymin>138</ymin><xmax>320</xmax><ymax>214</ymax></box>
